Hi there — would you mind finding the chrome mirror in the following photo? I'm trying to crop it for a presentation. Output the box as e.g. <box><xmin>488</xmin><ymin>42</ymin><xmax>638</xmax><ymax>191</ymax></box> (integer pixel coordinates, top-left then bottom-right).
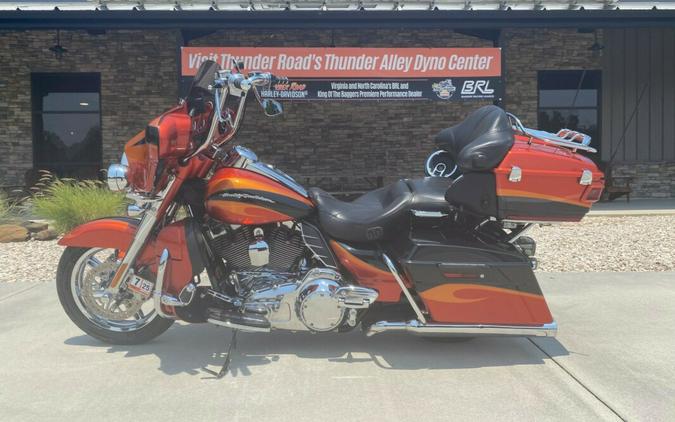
<box><xmin>261</xmin><ymin>99</ymin><xmax>283</xmax><ymax>117</ymax></box>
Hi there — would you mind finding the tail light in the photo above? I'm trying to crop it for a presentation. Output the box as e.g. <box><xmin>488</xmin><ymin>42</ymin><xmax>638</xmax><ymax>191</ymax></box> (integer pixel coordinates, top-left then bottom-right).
<box><xmin>584</xmin><ymin>187</ymin><xmax>603</xmax><ymax>202</ymax></box>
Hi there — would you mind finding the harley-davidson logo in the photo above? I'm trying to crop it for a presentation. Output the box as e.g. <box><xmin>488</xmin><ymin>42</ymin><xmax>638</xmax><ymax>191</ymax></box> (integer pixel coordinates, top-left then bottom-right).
<box><xmin>217</xmin><ymin>192</ymin><xmax>274</xmax><ymax>203</ymax></box>
<box><xmin>432</xmin><ymin>79</ymin><xmax>457</xmax><ymax>100</ymax></box>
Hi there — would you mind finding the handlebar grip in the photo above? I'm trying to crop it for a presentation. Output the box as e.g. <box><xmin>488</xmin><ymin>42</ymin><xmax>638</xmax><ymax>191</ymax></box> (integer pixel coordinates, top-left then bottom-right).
<box><xmin>271</xmin><ymin>75</ymin><xmax>288</xmax><ymax>84</ymax></box>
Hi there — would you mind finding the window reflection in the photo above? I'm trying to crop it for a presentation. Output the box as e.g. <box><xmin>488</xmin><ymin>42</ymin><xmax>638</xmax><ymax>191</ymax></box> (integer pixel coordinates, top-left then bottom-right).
<box><xmin>31</xmin><ymin>73</ymin><xmax>102</xmax><ymax>179</ymax></box>
<box><xmin>538</xmin><ymin>70</ymin><xmax>601</xmax><ymax>152</ymax></box>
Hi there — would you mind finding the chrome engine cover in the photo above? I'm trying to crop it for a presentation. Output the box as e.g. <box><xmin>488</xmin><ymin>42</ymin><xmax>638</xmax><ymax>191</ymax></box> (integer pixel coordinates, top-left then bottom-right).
<box><xmin>241</xmin><ymin>268</ymin><xmax>378</xmax><ymax>332</ymax></box>
<box><xmin>296</xmin><ymin>274</ymin><xmax>344</xmax><ymax>332</ymax></box>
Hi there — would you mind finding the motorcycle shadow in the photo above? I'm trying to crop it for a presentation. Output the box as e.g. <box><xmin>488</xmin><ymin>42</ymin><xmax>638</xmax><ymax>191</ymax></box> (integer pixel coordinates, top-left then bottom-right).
<box><xmin>64</xmin><ymin>322</ymin><xmax>569</xmax><ymax>377</ymax></box>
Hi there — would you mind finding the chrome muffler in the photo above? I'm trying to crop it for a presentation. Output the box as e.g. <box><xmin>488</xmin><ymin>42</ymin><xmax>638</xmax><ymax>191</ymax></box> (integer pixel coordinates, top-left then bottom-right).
<box><xmin>365</xmin><ymin>319</ymin><xmax>557</xmax><ymax>338</ymax></box>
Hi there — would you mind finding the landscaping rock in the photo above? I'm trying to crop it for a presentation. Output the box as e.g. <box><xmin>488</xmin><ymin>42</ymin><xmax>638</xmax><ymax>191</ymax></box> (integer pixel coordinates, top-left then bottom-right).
<box><xmin>22</xmin><ymin>221</ymin><xmax>49</xmax><ymax>233</ymax></box>
<box><xmin>33</xmin><ymin>229</ymin><xmax>58</xmax><ymax>241</ymax></box>
<box><xmin>0</xmin><ymin>225</ymin><xmax>30</xmax><ymax>243</ymax></box>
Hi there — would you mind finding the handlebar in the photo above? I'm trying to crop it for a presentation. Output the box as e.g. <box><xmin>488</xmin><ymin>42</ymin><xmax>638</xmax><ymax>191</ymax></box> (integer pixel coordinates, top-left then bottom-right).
<box><xmin>217</xmin><ymin>71</ymin><xmax>287</xmax><ymax>92</ymax></box>
<box><xmin>184</xmin><ymin>68</ymin><xmax>284</xmax><ymax>162</ymax></box>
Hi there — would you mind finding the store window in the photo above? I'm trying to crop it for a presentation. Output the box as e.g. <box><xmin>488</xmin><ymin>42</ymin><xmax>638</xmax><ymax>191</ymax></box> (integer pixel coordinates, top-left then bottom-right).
<box><xmin>538</xmin><ymin>70</ymin><xmax>601</xmax><ymax>152</ymax></box>
<box><xmin>31</xmin><ymin>73</ymin><xmax>102</xmax><ymax>179</ymax></box>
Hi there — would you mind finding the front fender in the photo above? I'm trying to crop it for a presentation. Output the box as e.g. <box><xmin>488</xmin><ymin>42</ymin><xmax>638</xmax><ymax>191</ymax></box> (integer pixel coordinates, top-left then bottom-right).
<box><xmin>58</xmin><ymin>217</ymin><xmax>199</xmax><ymax>298</ymax></box>
<box><xmin>58</xmin><ymin>217</ymin><xmax>140</xmax><ymax>250</ymax></box>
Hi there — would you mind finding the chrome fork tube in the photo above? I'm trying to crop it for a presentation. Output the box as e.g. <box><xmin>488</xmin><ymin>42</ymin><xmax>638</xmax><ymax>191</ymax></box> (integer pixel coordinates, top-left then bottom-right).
<box><xmin>105</xmin><ymin>206</ymin><xmax>159</xmax><ymax>293</ymax></box>
<box><xmin>106</xmin><ymin>178</ymin><xmax>175</xmax><ymax>294</ymax></box>
<box><xmin>154</xmin><ymin>249</ymin><xmax>173</xmax><ymax>319</ymax></box>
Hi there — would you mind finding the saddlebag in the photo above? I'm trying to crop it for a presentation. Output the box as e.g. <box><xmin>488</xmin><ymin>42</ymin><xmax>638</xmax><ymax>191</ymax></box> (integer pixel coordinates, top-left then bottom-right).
<box><xmin>392</xmin><ymin>229</ymin><xmax>553</xmax><ymax>326</ymax></box>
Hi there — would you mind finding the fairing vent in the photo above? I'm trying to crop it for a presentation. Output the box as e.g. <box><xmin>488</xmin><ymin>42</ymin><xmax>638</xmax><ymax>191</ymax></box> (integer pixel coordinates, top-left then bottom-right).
<box><xmin>300</xmin><ymin>222</ymin><xmax>337</xmax><ymax>268</ymax></box>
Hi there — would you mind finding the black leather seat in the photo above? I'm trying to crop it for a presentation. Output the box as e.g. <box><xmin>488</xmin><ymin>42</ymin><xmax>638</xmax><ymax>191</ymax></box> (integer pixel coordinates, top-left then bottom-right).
<box><xmin>435</xmin><ymin>105</ymin><xmax>514</xmax><ymax>172</ymax></box>
<box><xmin>309</xmin><ymin>178</ymin><xmax>451</xmax><ymax>243</ymax></box>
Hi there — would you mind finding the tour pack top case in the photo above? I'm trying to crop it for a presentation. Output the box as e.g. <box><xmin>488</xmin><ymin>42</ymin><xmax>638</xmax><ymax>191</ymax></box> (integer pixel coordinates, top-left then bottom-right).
<box><xmin>493</xmin><ymin>134</ymin><xmax>604</xmax><ymax>222</ymax></box>
<box><xmin>437</xmin><ymin>105</ymin><xmax>604</xmax><ymax>223</ymax></box>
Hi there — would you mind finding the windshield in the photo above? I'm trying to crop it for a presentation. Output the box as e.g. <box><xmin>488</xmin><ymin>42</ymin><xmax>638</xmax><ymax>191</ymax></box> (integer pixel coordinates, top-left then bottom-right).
<box><xmin>186</xmin><ymin>60</ymin><xmax>220</xmax><ymax>108</ymax></box>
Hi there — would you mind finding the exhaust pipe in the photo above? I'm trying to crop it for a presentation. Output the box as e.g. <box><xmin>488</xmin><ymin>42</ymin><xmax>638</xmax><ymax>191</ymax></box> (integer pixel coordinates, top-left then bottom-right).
<box><xmin>365</xmin><ymin>320</ymin><xmax>557</xmax><ymax>338</ymax></box>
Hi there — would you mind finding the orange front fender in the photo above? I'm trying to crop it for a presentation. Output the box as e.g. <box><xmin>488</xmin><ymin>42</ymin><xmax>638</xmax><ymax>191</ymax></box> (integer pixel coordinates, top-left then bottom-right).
<box><xmin>58</xmin><ymin>217</ymin><xmax>139</xmax><ymax>250</ymax></box>
<box><xmin>58</xmin><ymin>217</ymin><xmax>197</xmax><ymax>298</ymax></box>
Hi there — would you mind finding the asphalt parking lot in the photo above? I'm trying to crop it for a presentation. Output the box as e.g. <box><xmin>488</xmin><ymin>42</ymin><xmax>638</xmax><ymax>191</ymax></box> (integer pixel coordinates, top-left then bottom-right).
<box><xmin>1</xmin><ymin>272</ymin><xmax>673</xmax><ymax>422</ymax></box>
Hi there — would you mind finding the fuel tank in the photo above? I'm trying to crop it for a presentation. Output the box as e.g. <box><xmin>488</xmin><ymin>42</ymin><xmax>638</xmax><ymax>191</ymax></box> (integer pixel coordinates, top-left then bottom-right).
<box><xmin>205</xmin><ymin>167</ymin><xmax>314</xmax><ymax>225</ymax></box>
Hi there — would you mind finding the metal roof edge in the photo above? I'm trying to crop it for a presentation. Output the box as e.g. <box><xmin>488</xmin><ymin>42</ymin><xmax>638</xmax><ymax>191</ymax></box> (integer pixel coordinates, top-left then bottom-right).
<box><xmin>2</xmin><ymin>9</ymin><xmax>675</xmax><ymax>29</ymax></box>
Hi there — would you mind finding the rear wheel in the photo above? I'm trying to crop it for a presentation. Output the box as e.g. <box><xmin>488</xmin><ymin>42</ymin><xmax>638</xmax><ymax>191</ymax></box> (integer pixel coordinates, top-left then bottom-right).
<box><xmin>56</xmin><ymin>247</ymin><xmax>174</xmax><ymax>345</ymax></box>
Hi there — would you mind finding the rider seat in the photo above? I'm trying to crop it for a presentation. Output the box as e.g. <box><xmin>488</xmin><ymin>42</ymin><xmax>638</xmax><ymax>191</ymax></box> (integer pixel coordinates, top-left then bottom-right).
<box><xmin>309</xmin><ymin>178</ymin><xmax>451</xmax><ymax>243</ymax></box>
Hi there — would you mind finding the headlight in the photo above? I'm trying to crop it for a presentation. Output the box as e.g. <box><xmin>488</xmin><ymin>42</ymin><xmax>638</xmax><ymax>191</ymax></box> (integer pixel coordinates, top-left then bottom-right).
<box><xmin>107</xmin><ymin>163</ymin><xmax>129</xmax><ymax>192</ymax></box>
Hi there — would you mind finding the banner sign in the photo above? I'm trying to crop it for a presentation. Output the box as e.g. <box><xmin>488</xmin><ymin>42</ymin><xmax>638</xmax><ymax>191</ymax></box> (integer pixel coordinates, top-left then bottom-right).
<box><xmin>181</xmin><ymin>47</ymin><xmax>502</xmax><ymax>101</ymax></box>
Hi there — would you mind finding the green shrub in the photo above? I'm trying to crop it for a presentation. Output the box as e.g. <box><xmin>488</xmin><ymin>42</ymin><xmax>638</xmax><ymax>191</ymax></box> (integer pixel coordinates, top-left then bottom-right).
<box><xmin>0</xmin><ymin>191</ymin><xmax>10</xmax><ymax>222</ymax></box>
<box><xmin>0</xmin><ymin>191</ymin><xmax>28</xmax><ymax>223</ymax></box>
<box><xmin>32</xmin><ymin>175</ymin><xmax>126</xmax><ymax>233</ymax></box>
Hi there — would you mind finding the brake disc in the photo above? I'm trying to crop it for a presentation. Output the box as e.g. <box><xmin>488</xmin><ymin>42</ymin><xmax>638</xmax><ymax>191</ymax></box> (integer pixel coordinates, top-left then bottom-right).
<box><xmin>81</xmin><ymin>261</ymin><xmax>145</xmax><ymax>320</ymax></box>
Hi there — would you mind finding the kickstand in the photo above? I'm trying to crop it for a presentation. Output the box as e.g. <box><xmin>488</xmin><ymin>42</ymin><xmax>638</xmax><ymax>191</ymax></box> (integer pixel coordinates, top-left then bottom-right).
<box><xmin>216</xmin><ymin>329</ymin><xmax>238</xmax><ymax>379</ymax></box>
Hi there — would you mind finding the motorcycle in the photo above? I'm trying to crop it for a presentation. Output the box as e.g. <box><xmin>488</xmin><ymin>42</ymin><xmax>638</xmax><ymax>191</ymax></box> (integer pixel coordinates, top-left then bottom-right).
<box><xmin>56</xmin><ymin>59</ymin><xmax>605</xmax><ymax>349</ymax></box>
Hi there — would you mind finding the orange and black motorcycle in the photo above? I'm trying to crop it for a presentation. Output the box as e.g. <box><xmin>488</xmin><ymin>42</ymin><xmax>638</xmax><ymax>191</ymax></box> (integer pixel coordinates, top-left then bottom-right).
<box><xmin>56</xmin><ymin>60</ymin><xmax>604</xmax><ymax>348</ymax></box>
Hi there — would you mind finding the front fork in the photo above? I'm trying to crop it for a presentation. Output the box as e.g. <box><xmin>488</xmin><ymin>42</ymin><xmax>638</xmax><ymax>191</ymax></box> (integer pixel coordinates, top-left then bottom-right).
<box><xmin>105</xmin><ymin>178</ymin><xmax>176</xmax><ymax>296</ymax></box>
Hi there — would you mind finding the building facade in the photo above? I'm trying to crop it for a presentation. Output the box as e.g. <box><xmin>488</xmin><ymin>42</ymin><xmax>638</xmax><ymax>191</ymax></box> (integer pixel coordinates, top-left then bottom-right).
<box><xmin>1</xmin><ymin>2</ymin><xmax>674</xmax><ymax>197</ymax></box>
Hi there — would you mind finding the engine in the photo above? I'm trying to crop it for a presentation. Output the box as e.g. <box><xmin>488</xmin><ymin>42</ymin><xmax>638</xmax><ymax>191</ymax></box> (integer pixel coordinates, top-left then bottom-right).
<box><xmin>209</xmin><ymin>222</ymin><xmax>306</xmax><ymax>271</ymax></box>
<box><xmin>205</xmin><ymin>222</ymin><xmax>379</xmax><ymax>332</ymax></box>
<box><xmin>241</xmin><ymin>267</ymin><xmax>380</xmax><ymax>332</ymax></box>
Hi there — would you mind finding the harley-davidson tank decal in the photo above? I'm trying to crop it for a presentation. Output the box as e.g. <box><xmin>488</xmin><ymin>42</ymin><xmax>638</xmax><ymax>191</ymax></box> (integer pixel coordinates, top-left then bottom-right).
<box><xmin>206</xmin><ymin>168</ymin><xmax>313</xmax><ymax>225</ymax></box>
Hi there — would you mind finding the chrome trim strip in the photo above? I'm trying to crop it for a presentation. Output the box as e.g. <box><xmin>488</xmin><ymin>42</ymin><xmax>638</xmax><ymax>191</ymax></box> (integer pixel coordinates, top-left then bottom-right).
<box><xmin>503</xmin><ymin>219</ymin><xmax>557</xmax><ymax>224</ymax></box>
<box><xmin>154</xmin><ymin>249</ymin><xmax>174</xmax><ymax>319</ymax></box>
<box><xmin>366</xmin><ymin>320</ymin><xmax>558</xmax><ymax>338</ymax></box>
<box><xmin>381</xmin><ymin>253</ymin><xmax>427</xmax><ymax>324</ymax></box>
<box><xmin>411</xmin><ymin>210</ymin><xmax>448</xmax><ymax>218</ymax></box>
<box><xmin>207</xmin><ymin>318</ymin><xmax>271</xmax><ymax>333</ymax></box>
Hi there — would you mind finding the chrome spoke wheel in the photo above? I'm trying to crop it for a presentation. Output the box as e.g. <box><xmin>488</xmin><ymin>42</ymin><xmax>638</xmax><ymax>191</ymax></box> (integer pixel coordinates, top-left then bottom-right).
<box><xmin>70</xmin><ymin>248</ymin><xmax>157</xmax><ymax>332</ymax></box>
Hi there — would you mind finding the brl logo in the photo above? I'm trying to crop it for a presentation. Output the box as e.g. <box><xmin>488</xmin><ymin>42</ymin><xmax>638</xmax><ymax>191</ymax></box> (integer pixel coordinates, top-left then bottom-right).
<box><xmin>461</xmin><ymin>80</ymin><xmax>494</xmax><ymax>95</ymax></box>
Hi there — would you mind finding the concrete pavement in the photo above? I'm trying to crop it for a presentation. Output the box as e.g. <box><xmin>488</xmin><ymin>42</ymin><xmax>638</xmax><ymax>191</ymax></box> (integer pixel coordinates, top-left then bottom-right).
<box><xmin>0</xmin><ymin>273</ymin><xmax>673</xmax><ymax>422</ymax></box>
<box><xmin>588</xmin><ymin>199</ymin><xmax>675</xmax><ymax>216</ymax></box>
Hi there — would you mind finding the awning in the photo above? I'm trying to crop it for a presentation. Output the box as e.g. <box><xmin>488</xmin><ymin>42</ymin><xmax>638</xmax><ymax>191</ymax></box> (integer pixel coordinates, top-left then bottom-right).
<box><xmin>2</xmin><ymin>0</ymin><xmax>675</xmax><ymax>29</ymax></box>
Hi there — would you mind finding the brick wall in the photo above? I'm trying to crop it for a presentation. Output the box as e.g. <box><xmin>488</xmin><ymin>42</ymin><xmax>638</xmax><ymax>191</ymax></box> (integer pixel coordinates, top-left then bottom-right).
<box><xmin>612</xmin><ymin>163</ymin><xmax>675</xmax><ymax>198</ymax></box>
<box><xmin>0</xmin><ymin>29</ymin><xmax>178</xmax><ymax>188</ymax></box>
<box><xmin>501</xmin><ymin>28</ymin><xmax>603</xmax><ymax>127</ymax></box>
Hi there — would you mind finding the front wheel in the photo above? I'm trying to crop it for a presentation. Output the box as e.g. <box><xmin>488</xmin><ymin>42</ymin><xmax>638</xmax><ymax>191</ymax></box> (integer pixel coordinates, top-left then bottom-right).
<box><xmin>56</xmin><ymin>247</ymin><xmax>174</xmax><ymax>345</ymax></box>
